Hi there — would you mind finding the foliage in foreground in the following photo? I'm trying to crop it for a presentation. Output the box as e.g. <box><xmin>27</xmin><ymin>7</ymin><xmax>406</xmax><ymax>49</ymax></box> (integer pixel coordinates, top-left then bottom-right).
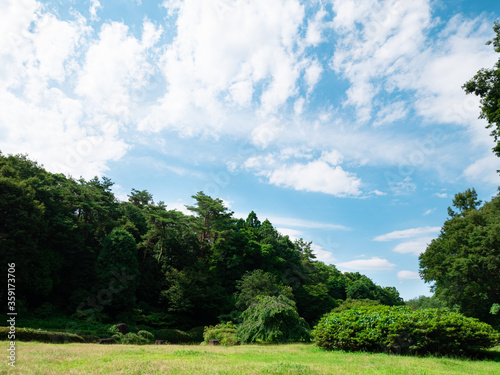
<box><xmin>312</xmin><ymin>305</ymin><xmax>499</xmax><ymax>356</ymax></box>
<box><xmin>236</xmin><ymin>295</ymin><xmax>311</xmax><ymax>344</ymax></box>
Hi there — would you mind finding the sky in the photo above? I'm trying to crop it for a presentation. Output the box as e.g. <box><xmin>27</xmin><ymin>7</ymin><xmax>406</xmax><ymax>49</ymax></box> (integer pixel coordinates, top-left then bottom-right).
<box><xmin>1</xmin><ymin>0</ymin><xmax>499</xmax><ymax>300</ymax></box>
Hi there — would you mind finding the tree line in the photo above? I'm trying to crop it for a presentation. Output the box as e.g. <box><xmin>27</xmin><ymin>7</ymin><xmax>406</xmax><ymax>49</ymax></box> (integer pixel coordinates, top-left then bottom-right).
<box><xmin>0</xmin><ymin>152</ymin><xmax>403</xmax><ymax>329</ymax></box>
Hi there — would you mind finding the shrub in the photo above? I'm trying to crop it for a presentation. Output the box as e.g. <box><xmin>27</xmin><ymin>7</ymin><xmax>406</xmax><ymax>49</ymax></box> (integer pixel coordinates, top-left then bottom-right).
<box><xmin>187</xmin><ymin>326</ymin><xmax>204</xmax><ymax>342</ymax></box>
<box><xmin>331</xmin><ymin>298</ymin><xmax>380</xmax><ymax>313</ymax></box>
<box><xmin>0</xmin><ymin>327</ymin><xmax>84</xmax><ymax>343</ymax></box>
<box><xmin>154</xmin><ymin>328</ymin><xmax>200</xmax><ymax>343</ymax></box>
<box><xmin>236</xmin><ymin>295</ymin><xmax>311</xmax><ymax>344</ymax></box>
<box><xmin>112</xmin><ymin>332</ymin><xmax>151</xmax><ymax>345</ymax></box>
<box><xmin>312</xmin><ymin>306</ymin><xmax>500</xmax><ymax>356</ymax></box>
<box><xmin>203</xmin><ymin>322</ymin><xmax>239</xmax><ymax>346</ymax></box>
<box><xmin>137</xmin><ymin>330</ymin><xmax>155</xmax><ymax>344</ymax></box>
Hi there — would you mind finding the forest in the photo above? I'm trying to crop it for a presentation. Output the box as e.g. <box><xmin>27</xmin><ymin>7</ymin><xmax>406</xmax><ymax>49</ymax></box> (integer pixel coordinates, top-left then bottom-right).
<box><xmin>0</xmin><ymin>151</ymin><xmax>404</xmax><ymax>332</ymax></box>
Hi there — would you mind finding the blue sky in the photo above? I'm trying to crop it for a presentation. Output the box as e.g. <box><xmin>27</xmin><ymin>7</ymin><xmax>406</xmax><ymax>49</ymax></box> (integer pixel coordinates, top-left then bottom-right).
<box><xmin>1</xmin><ymin>0</ymin><xmax>499</xmax><ymax>300</ymax></box>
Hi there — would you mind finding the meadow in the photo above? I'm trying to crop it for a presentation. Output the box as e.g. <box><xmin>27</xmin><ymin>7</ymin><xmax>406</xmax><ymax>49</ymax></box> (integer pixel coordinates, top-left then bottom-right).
<box><xmin>1</xmin><ymin>342</ymin><xmax>499</xmax><ymax>375</ymax></box>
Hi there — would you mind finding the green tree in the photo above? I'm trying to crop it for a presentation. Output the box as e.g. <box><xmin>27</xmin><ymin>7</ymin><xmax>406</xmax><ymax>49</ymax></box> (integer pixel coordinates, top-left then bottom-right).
<box><xmin>234</xmin><ymin>269</ymin><xmax>294</xmax><ymax>311</ymax></box>
<box><xmin>419</xmin><ymin>191</ymin><xmax>500</xmax><ymax>324</ymax></box>
<box><xmin>463</xmin><ymin>21</ymin><xmax>500</xmax><ymax>158</ymax></box>
<box><xmin>447</xmin><ymin>188</ymin><xmax>482</xmax><ymax>218</ymax></box>
<box><xmin>186</xmin><ymin>192</ymin><xmax>234</xmax><ymax>257</ymax></box>
<box><xmin>236</xmin><ymin>295</ymin><xmax>310</xmax><ymax>343</ymax></box>
<box><xmin>95</xmin><ymin>227</ymin><xmax>140</xmax><ymax>315</ymax></box>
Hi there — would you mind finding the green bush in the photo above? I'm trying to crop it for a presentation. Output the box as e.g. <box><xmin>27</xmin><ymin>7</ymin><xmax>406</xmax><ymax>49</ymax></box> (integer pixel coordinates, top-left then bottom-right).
<box><xmin>154</xmin><ymin>328</ymin><xmax>201</xmax><ymax>343</ymax></box>
<box><xmin>137</xmin><ymin>330</ymin><xmax>155</xmax><ymax>343</ymax></box>
<box><xmin>112</xmin><ymin>332</ymin><xmax>151</xmax><ymax>345</ymax></box>
<box><xmin>236</xmin><ymin>295</ymin><xmax>311</xmax><ymax>344</ymax></box>
<box><xmin>312</xmin><ymin>306</ymin><xmax>500</xmax><ymax>356</ymax></box>
<box><xmin>331</xmin><ymin>298</ymin><xmax>380</xmax><ymax>313</ymax></box>
<box><xmin>0</xmin><ymin>327</ymin><xmax>84</xmax><ymax>343</ymax></box>
<box><xmin>203</xmin><ymin>322</ymin><xmax>239</xmax><ymax>346</ymax></box>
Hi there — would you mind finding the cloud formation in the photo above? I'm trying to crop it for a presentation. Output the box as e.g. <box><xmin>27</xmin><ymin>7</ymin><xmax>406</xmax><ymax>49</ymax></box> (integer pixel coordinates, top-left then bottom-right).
<box><xmin>338</xmin><ymin>257</ymin><xmax>396</xmax><ymax>271</ymax></box>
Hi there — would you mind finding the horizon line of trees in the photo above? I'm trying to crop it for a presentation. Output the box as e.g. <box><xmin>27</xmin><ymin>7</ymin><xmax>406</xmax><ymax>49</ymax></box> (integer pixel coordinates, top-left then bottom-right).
<box><xmin>0</xmin><ymin>151</ymin><xmax>405</xmax><ymax>329</ymax></box>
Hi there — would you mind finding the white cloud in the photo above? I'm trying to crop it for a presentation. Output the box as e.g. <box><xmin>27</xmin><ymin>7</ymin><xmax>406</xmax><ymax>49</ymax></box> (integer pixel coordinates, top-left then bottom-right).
<box><xmin>245</xmin><ymin>150</ymin><xmax>362</xmax><ymax>197</ymax></box>
<box><xmin>266</xmin><ymin>216</ymin><xmax>349</xmax><ymax>231</ymax></box>
<box><xmin>435</xmin><ymin>192</ymin><xmax>448</xmax><ymax>198</ymax></box>
<box><xmin>76</xmin><ymin>21</ymin><xmax>159</xmax><ymax>119</ymax></box>
<box><xmin>304</xmin><ymin>59</ymin><xmax>323</xmax><ymax>93</ymax></box>
<box><xmin>276</xmin><ymin>227</ymin><xmax>303</xmax><ymax>239</ymax></box>
<box><xmin>141</xmin><ymin>0</ymin><xmax>311</xmax><ymax>135</ymax></box>
<box><xmin>311</xmin><ymin>244</ymin><xmax>337</xmax><ymax>265</ymax></box>
<box><xmin>331</xmin><ymin>0</ymin><xmax>432</xmax><ymax>122</ymax></box>
<box><xmin>374</xmin><ymin>226</ymin><xmax>441</xmax><ymax>241</ymax></box>
<box><xmin>423</xmin><ymin>208</ymin><xmax>434</xmax><ymax>216</ymax></box>
<box><xmin>267</xmin><ymin>160</ymin><xmax>362</xmax><ymax>196</ymax></box>
<box><xmin>373</xmin><ymin>101</ymin><xmax>408</xmax><ymax>127</ymax></box>
<box><xmin>338</xmin><ymin>257</ymin><xmax>396</xmax><ymax>271</ymax></box>
<box><xmin>90</xmin><ymin>0</ymin><xmax>101</xmax><ymax>21</ymax></box>
<box><xmin>393</xmin><ymin>237</ymin><xmax>434</xmax><ymax>255</ymax></box>
<box><xmin>305</xmin><ymin>7</ymin><xmax>327</xmax><ymax>46</ymax></box>
<box><xmin>0</xmin><ymin>2</ymin><xmax>129</xmax><ymax>178</ymax></box>
<box><xmin>166</xmin><ymin>201</ymin><xmax>192</xmax><ymax>215</ymax></box>
<box><xmin>463</xmin><ymin>153</ymin><xmax>500</xmax><ymax>185</ymax></box>
<box><xmin>389</xmin><ymin>176</ymin><xmax>416</xmax><ymax>196</ymax></box>
<box><xmin>397</xmin><ymin>270</ymin><xmax>421</xmax><ymax>281</ymax></box>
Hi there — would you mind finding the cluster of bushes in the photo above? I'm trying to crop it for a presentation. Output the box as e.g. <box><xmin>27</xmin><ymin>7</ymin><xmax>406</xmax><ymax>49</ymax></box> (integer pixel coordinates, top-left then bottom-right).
<box><xmin>203</xmin><ymin>296</ymin><xmax>312</xmax><ymax>345</ymax></box>
<box><xmin>312</xmin><ymin>305</ymin><xmax>500</xmax><ymax>356</ymax></box>
<box><xmin>0</xmin><ymin>327</ymin><xmax>84</xmax><ymax>343</ymax></box>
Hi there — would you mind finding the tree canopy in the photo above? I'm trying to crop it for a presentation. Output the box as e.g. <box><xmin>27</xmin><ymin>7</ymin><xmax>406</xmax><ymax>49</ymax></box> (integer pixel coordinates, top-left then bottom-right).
<box><xmin>463</xmin><ymin>21</ymin><xmax>500</xmax><ymax>158</ymax></box>
<box><xmin>419</xmin><ymin>189</ymin><xmax>500</xmax><ymax>326</ymax></box>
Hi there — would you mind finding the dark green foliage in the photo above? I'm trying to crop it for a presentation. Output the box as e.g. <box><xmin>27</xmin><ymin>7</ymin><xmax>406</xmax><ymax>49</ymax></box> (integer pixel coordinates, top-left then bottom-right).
<box><xmin>419</xmin><ymin>191</ymin><xmax>500</xmax><ymax>325</ymax></box>
<box><xmin>95</xmin><ymin>228</ymin><xmax>140</xmax><ymax>315</ymax></box>
<box><xmin>137</xmin><ymin>330</ymin><xmax>155</xmax><ymax>343</ymax></box>
<box><xmin>405</xmin><ymin>295</ymin><xmax>446</xmax><ymax>310</ymax></box>
<box><xmin>236</xmin><ymin>295</ymin><xmax>311</xmax><ymax>344</ymax></box>
<box><xmin>154</xmin><ymin>328</ymin><xmax>202</xmax><ymax>343</ymax></box>
<box><xmin>203</xmin><ymin>322</ymin><xmax>239</xmax><ymax>346</ymax></box>
<box><xmin>312</xmin><ymin>306</ymin><xmax>499</xmax><ymax>356</ymax></box>
<box><xmin>0</xmin><ymin>327</ymin><xmax>84</xmax><ymax>343</ymax></box>
<box><xmin>463</xmin><ymin>21</ymin><xmax>500</xmax><ymax>157</ymax></box>
<box><xmin>344</xmin><ymin>273</ymin><xmax>404</xmax><ymax>306</ymax></box>
<box><xmin>111</xmin><ymin>329</ymin><xmax>155</xmax><ymax>345</ymax></box>
<box><xmin>294</xmin><ymin>283</ymin><xmax>338</xmax><ymax>325</ymax></box>
<box><xmin>332</xmin><ymin>298</ymin><xmax>381</xmax><ymax>312</ymax></box>
<box><xmin>235</xmin><ymin>269</ymin><xmax>294</xmax><ymax>311</ymax></box>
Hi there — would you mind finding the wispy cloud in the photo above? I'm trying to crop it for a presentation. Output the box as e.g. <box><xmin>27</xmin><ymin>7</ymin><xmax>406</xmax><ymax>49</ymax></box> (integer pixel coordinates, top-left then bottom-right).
<box><xmin>393</xmin><ymin>237</ymin><xmax>435</xmax><ymax>255</ymax></box>
<box><xmin>374</xmin><ymin>226</ymin><xmax>441</xmax><ymax>241</ymax></box>
<box><xmin>338</xmin><ymin>257</ymin><xmax>396</xmax><ymax>271</ymax></box>
<box><xmin>397</xmin><ymin>270</ymin><xmax>421</xmax><ymax>281</ymax></box>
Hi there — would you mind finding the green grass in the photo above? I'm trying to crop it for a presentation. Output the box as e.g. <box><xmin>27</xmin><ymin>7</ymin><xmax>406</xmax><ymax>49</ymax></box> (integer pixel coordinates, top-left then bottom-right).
<box><xmin>0</xmin><ymin>342</ymin><xmax>499</xmax><ymax>374</ymax></box>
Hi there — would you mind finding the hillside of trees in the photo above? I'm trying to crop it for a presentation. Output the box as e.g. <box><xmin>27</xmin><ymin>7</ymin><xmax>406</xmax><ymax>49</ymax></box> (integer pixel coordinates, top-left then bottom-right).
<box><xmin>0</xmin><ymin>152</ymin><xmax>404</xmax><ymax>331</ymax></box>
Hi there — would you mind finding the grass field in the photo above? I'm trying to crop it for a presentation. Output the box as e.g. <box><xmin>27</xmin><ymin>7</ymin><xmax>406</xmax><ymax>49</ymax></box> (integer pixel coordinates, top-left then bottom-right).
<box><xmin>1</xmin><ymin>342</ymin><xmax>499</xmax><ymax>375</ymax></box>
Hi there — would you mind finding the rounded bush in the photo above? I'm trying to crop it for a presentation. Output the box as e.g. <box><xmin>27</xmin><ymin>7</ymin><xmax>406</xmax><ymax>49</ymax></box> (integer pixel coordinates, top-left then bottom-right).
<box><xmin>203</xmin><ymin>322</ymin><xmax>239</xmax><ymax>346</ymax></box>
<box><xmin>236</xmin><ymin>295</ymin><xmax>311</xmax><ymax>344</ymax></box>
<box><xmin>312</xmin><ymin>305</ymin><xmax>499</xmax><ymax>356</ymax></box>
